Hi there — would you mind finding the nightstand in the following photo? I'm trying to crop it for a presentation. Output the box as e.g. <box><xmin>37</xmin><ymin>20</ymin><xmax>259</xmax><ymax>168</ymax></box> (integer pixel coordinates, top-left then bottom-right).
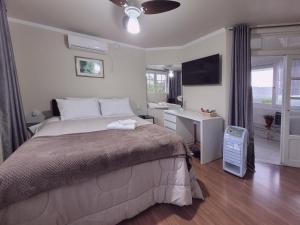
<box><xmin>138</xmin><ymin>115</ymin><xmax>155</xmax><ymax>124</ymax></box>
<box><xmin>26</xmin><ymin>122</ymin><xmax>40</xmax><ymax>136</ymax></box>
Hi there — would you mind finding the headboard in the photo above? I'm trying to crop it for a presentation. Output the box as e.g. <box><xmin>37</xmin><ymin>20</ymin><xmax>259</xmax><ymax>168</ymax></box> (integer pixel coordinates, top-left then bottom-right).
<box><xmin>51</xmin><ymin>99</ymin><xmax>60</xmax><ymax>117</ymax></box>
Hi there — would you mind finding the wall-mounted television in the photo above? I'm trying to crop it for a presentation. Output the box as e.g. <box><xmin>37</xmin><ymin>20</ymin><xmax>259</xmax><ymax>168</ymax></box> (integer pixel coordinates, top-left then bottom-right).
<box><xmin>182</xmin><ymin>54</ymin><xmax>220</xmax><ymax>85</ymax></box>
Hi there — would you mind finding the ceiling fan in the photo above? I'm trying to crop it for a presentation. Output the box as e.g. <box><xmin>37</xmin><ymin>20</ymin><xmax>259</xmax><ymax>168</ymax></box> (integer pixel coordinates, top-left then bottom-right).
<box><xmin>110</xmin><ymin>0</ymin><xmax>181</xmax><ymax>34</ymax></box>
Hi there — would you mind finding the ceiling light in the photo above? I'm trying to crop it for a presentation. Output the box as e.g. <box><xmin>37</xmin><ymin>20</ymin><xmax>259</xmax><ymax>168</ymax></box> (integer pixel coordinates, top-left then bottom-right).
<box><xmin>169</xmin><ymin>70</ymin><xmax>174</xmax><ymax>78</ymax></box>
<box><xmin>124</xmin><ymin>6</ymin><xmax>141</xmax><ymax>34</ymax></box>
<box><xmin>127</xmin><ymin>17</ymin><xmax>140</xmax><ymax>34</ymax></box>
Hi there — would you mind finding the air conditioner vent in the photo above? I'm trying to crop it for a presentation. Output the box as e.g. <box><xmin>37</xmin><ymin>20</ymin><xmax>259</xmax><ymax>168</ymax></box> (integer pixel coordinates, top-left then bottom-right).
<box><xmin>68</xmin><ymin>34</ymin><xmax>108</xmax><ymax>54</ymax></box>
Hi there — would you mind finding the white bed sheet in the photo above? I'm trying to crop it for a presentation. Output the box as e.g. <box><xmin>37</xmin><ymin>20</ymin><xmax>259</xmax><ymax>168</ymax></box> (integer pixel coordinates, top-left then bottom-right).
<box><xmin>34</xmin><ymin>116</ymin><xmax>150</xmax><ymax>137</ymax></box>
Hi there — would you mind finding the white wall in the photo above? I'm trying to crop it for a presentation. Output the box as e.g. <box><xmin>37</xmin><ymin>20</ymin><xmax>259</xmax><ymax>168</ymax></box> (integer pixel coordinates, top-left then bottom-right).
<box><xmin>181</xmin><ymin>30</ymin><xmax>231</xmax><ymax>121</ymax></box>
<box><xmin>9</xmin><ymin>20</ymin><xmax>232</xmax><ymax>123</ymax></box>
<box><xmin>146</xmin><ymin>48</ymin><xmax>181</xmax><ymax>65</ymax></box>
<box><xmin>9</xmin><ymin>22</ymin><xmax>147</xmax><ymax>117</ymax></box>
<box><xmin>145</xmin><ymin>29</ymin><xmax>232</xmax><ymax>123</ymax></box>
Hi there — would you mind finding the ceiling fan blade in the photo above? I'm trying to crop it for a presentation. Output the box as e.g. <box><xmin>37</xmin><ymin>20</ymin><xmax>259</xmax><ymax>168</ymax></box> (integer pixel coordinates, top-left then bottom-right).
<box><xmin>110</xmin><ymin>0</ymin><xmax>128</xmax><ymax>7</ymax></box>
<box><xmin>142</xmin><ymin>0</ymin><xmax>180</xmax><ymax>15</ymax></box>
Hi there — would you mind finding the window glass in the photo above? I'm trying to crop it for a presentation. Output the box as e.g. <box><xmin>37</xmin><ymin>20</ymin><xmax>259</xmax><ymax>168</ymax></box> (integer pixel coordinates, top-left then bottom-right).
<box><xmin>251</xmin><ymin>67</ymin><xmax>274</xmax><ymax>104</ymax></box>
<box><xmin>291</xmin><ymin>99</ymin><xmax>300</xmax><ymax>107</ymax></box>
<box><xmin>156</xmin><ymin>74</ymin><xmax>167</xmax><ymax>93</ymax></box>
<box><xmin>146</xmin><ymin>72</ymin><xmax>168</xmax><ymax>94</ymax></box>
<box><xmin>275</xmin><ymin>63</ymin><xmax>284</xmax><ymax>105</ymax></box>
<box><xmin>290</xmin><ymin>59</ymin><xmax>300</xmax><ymax>108</ymax></box>
<box><xmin>291</xmin><ymin>60</ymin><xmax>300</xmax><ymax>78</ymax></box>
<box><xmin>290</xmin><ymin>80</ymin><xmax>300</xmax><ymax>107</ymax></box>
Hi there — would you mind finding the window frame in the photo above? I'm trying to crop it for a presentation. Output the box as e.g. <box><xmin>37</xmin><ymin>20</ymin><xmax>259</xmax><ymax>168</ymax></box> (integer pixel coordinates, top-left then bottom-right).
<box><xmin>146</xmin><ymin>70</ymin><xmax>169</xmax><ymax>94</ymax></box>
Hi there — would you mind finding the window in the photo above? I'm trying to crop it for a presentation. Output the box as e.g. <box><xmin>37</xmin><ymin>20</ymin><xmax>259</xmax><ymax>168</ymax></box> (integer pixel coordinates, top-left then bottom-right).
<box><xmin>291</xmin><ymin>60</ymin><xmax>300</xmax><ymax>107</ymax></box>
<box><xmin>291</xmin><ymin>80</ymin><xmax>300</xmax><ymax>107</ymax></box>
<box><xmin>146</xmin><ymin>71</ymin><xmax>168</xmax><ymax>94</ymax></box>
<box><xmin>251</xmin><ymin>67</ymin><xmax>274</xmax><ymax>104</ymax></box>
<box><xmin>251</xmin><ymin>66</ymin><xmax>283</xmax><ymax>105</ymax></box>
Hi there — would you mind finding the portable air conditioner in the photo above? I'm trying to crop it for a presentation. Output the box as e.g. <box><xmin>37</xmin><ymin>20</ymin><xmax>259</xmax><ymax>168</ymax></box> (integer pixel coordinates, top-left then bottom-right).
<box><xmin>68</xmin><ymin>34</ymin><xmax>108</xmax><ymax>54</ymax></box>
<box><xmin>223</xmin><ymin>126</ymin><xmax>248</xmax><ymax>178</ymax></box>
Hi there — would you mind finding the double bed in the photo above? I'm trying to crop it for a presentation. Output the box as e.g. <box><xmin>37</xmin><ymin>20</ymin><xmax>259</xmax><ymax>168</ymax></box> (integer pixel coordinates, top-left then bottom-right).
<box><xmin>0</xmin><ymin>99</ymin><xmax>203</xmax><ymax>225</ymax></box>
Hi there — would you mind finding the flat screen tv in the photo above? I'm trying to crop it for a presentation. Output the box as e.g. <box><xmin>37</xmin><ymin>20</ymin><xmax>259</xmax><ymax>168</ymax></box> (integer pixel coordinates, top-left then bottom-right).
<box><xmin>182</xmin><ymin>54</ymin><xmax>220</xmax><ymax>85</ymax></box>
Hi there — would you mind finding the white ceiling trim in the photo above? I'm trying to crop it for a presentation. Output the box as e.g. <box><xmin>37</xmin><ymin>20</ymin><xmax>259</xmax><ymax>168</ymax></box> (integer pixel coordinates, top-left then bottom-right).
<box><xmin>7</xmin><ymin>17</ymin><xmax>145</xmax><ymax>50</ymax></box>
<box><xmin>183</xmin><ymin>28</ymin><xmax>226</xmax><ymax>48</ymax></box>
<box><xmin>8</xmin><ymin>17</ymin><xmax>226</xmax><ymax>51</ymax></box>
<box><xmin>145</xmin><ymin>28</ymin><xmax>226</xmax><ymax>51</ymax></box>
<box><xmin>145</xmin><ymin>45</ymin><xmax>182</xmax><ymax>51</ymax></box>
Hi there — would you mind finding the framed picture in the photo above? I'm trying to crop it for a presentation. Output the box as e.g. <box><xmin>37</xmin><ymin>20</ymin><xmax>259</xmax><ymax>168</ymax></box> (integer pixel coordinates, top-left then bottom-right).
<box><xmin>75</xmin><ymin>56</ymin><xmax>104</xmax><ymax>78</ymax></box>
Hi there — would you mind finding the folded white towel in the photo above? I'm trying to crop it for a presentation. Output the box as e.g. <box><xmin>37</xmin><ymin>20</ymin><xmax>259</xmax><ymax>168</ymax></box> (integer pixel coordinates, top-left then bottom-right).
<box><xmin>107</xmin><ymin>119</ymin><xmax>137</xmax><ymax>130</ymax></box>
<box><xmin>118</xmin><ymin>119</ymin><xmax>137</xmax><ymax>125</ymax></box>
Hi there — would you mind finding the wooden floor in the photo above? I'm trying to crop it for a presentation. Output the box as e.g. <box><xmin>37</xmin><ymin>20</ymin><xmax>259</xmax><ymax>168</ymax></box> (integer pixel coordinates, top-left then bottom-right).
<box><xmin>119</xmin><ymin>159</ymin><xmax>300</xmax><ymax>225</ymax></box>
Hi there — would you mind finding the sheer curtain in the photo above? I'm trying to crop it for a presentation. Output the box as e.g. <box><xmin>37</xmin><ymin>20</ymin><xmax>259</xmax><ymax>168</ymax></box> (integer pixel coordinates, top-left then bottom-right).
<box><xmin>0</xmin><ymin>0</ymin><xmax>28</xmax><ymax>160</ymax></box>
<box><xmin>229</xmin><ymin>24</ymin><xmax>255</xmax><ymax>171</ymax></box>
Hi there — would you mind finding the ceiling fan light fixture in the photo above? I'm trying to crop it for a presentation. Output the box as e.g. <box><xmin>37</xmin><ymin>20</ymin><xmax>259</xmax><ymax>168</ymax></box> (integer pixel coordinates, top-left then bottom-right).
<box><xmin>124</xmin><ymin>6</ymin><xmax>141</xmax><ymax>34</ymax></box>
<box><xmin>127</xmin><ymin>17</ymin><xmax>140</xmax><ymax>34</ymax></box>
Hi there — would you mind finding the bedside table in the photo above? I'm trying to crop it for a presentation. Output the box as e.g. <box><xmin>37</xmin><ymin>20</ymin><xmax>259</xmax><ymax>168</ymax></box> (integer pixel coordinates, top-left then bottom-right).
<box><xmin>26</xmin><ymin>122</ymin><xmax>40</xmax><ymax>136</ymax></box>
<box><xmin>138</xmin><ymin>115</ymin><xmax>155</xmax><ymax>124</ymax></box>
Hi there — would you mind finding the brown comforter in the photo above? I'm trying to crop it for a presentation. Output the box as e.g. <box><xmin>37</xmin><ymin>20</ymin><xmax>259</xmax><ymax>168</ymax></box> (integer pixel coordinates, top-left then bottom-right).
<box><xmin>0</xmin><ymin>124</ymin><xmax>188</xmax><ymax>210</ymax></box>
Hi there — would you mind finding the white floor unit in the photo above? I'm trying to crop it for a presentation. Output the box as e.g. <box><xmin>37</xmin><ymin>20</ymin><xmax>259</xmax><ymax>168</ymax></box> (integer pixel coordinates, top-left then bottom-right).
<box><xmin>223</xmin><ymin>126</ymin><xmax>248</xmax><ymax>178</ymax></box>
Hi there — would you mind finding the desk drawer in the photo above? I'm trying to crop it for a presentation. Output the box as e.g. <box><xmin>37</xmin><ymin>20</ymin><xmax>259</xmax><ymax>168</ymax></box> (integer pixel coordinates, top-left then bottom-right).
<box><xmin>165</xmin><ymin>127</ymin><xmax>176</xmax><ymax>134</ymax></box>
<box><xmin>164</xmin><ymin>120</ymin><xmax>176</xmax><ymax>131</ymax></box>
<box><xmin>164</xmin><ymin>113</ymin><xmax>176</xmax><ymax>123</ymax></box>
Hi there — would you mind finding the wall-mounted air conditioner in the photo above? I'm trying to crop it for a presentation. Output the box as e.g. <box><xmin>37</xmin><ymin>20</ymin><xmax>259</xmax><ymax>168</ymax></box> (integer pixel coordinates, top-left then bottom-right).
<box><xmin>68</xmin><ymin>34</ymin><xmax>109</xmax><ymax>54</ymax></box>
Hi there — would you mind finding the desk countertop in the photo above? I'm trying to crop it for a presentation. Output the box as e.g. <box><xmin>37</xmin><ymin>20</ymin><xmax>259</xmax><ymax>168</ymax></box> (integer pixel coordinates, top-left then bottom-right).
<box><xmin>164</xmin><ymin>109</ymin><xmax>223</xmax><ymax>122</ymax></box>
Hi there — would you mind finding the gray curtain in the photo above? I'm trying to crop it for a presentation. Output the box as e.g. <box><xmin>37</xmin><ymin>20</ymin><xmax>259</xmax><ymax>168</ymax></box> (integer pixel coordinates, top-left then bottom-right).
<box><xmin>168</xmin><ymin>71</ymin><xmax>182</xmax><ymax>104</ymax></box>
<box><xmin>229</xmin><ymin>24</ymin><xmax>255</xmax><ymax>171</ymax></box>
<box><xmin>0</xmin><ymin>0</ymin><xmax>28</xmax><ymax>160</ymax></box>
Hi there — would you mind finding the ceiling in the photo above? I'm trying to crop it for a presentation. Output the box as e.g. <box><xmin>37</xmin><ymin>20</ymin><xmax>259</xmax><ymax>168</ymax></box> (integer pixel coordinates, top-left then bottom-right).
<box><xmin>6</xmin><ymin>0</ymin><xmax>300</xmax><ymax>48</ymax></box>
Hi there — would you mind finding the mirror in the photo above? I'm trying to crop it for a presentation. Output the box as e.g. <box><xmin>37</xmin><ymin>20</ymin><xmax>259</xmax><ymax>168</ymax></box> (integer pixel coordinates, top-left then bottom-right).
<box><xmin>145</xmin><ymin>64</ymin><xmax>182</xmax><ymax>125</ymax></box>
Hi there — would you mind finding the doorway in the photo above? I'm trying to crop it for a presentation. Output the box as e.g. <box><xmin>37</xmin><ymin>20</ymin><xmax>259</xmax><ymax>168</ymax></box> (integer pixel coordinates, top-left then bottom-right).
<box><xmin>251</xmin><ymin>55</ymin><xmax>300</xmax><ymax>167</ymax></box>
<box><xmin>251</xmin><ymin>56</ymin><xmax>284</xmax><ymax>165</ymax></box>
<box><xmin>282</xmin><ymin>56</ymin><xmax>300</xmax><ymax>167</ymax></box>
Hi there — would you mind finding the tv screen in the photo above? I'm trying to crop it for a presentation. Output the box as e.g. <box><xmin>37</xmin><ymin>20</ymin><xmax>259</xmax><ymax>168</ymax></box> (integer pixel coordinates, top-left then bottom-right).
<box><xmin>182</xmin><ymin>54</ymin><xmax>220</xmax><ymax>85</ymax></box>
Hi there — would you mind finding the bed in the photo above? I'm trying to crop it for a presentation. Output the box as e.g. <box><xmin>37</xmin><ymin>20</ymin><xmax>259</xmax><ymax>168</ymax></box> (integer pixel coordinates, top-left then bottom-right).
<box><xmin>0</xmin><ymin>99</ymin><xmax>203</xmax><ymax>225</ymax></box>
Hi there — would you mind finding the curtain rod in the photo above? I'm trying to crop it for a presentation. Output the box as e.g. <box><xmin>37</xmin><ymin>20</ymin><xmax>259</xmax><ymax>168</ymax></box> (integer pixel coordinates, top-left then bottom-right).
<box><xmin>227</xmin><ymin>22</ymin><xmax>300</xmax><ymax>30</ymax></box>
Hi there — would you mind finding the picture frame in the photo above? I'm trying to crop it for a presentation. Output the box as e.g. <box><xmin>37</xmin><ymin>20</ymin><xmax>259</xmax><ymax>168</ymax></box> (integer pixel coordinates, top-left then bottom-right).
<box><xmin>75</xmin><ymin>56</ymin><xmax>104</xmax><ymax>78</ymax></box>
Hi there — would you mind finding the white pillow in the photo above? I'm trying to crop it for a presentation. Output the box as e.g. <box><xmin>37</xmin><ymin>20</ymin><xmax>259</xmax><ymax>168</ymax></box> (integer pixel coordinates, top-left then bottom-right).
<box><xmin>99</xmin><ymin>98</ymin><xmax>134</xmax><ymax>117</ymax></box>
<box><xmin>56</xmin><ymin>99</ymin><xmax>101</xmax><ymax>121</ymax></box>
<box><xmin>65</xmin><ymin>97</ymin><xmax>96</xmax><ymax>100</ymax></box>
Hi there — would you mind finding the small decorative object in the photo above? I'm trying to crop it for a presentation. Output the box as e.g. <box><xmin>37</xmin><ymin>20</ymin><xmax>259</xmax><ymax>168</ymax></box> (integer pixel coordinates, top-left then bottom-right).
<box><xmin>264</xmin><ymin>114</ymin><xmax>274</xmax><ymax>130</ymax></box>
<box><xmin>201</xmin><ymin>108</ymin><xmax>217</xmax><ymax>117</ymax></box>
<box><xmin>26</xmin><ymin>109</ymin><xmax>45</xmax><ymax>124</ymax></box>
<box><xmin>75</xmin><ymin>57</ymin><xmax>104</xmax><ymax>78</ymax></box>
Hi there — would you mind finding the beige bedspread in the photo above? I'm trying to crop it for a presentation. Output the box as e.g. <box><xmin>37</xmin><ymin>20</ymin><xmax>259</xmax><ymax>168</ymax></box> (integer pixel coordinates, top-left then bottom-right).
<box><xmin>0</xmin><ymin>124</ymin><xmax>188</xmax><ymax>210</ymax></box>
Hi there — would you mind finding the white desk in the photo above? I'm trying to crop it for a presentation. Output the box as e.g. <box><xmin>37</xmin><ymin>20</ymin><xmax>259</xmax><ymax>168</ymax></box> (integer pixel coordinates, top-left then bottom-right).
<box><xmin>164</xmin><ymin>109</ymin><xmax>224</xmax><ymax>164</ymax></box>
